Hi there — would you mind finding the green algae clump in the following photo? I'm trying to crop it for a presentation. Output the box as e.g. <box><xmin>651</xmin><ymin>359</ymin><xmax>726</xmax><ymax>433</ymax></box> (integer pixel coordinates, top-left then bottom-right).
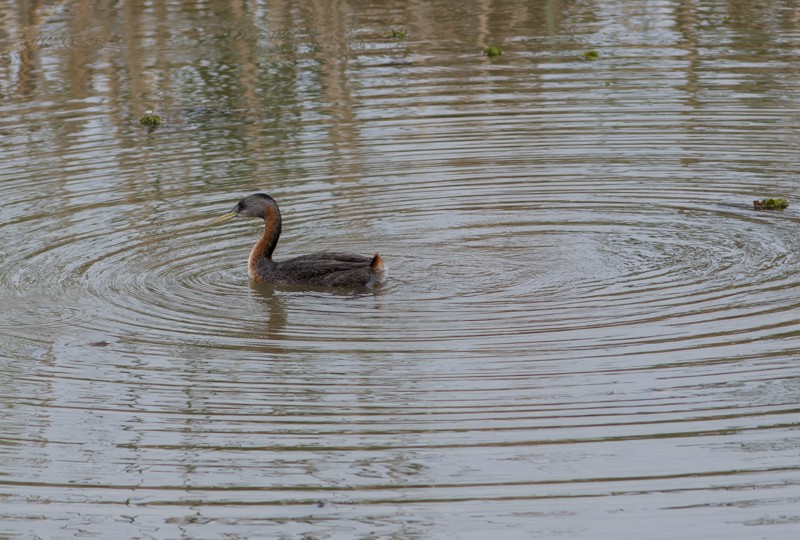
<box><xmin>483</xmin><ymin>46</ymin><xmax>502</xmax><ymax>57</ymax></box>
<box><xmin>139</xmin><ymin>111</ymin><xmax>161</xmax><ymax>127</ymax></box>
<box><xmin>582</xmin><ymin>50</ymin><xmax>599</xmax><ymax>61</ymax></box>
<box><xmin>753</xmin><ymin>198</ymin><xmax>789</xmax><ymax>210</ymax></box>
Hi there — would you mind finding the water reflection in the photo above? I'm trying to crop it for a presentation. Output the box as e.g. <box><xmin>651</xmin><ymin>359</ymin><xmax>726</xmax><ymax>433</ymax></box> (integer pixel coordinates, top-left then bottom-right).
<box><xmin>2</xmin><ymin>0</ymin><xmax>800</xmax><ymax>538</ymax></box>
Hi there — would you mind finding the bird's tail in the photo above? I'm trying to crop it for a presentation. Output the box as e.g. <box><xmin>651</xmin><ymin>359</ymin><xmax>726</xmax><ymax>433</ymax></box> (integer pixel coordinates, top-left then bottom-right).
<box><xmin>370</xmin><ymin>252</ymin><xmax>385</xmax><ymax>272</ymax></box>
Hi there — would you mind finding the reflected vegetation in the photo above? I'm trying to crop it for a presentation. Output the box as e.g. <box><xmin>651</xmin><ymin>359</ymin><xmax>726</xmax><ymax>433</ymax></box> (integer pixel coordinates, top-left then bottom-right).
<box><xmin>2</xmin><ymin>0</ymin><xmax>800</xmax><ymax>538</ymax></box>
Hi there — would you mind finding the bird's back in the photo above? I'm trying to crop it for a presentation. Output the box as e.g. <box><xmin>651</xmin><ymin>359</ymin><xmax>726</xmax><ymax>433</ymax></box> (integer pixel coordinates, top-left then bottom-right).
<box><xmin>259</xmin><ymin>251</ymin><xmax>386</xmax><ymax>287</ymax></box>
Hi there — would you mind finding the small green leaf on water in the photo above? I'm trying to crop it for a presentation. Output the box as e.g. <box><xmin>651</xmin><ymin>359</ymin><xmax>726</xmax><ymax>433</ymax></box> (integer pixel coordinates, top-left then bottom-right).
<box><xmin>139</xmin><ymin>111</ymin><xmax>161</xmax><ymax>127</ymax></box>
<box><xmin>604</xmin><ymin>80</ymin><xmax>612</xmax><ymax>87</ymax></box>
<box><xmin>722</xmin><ymin>15</ymin><xmax>733</xmax><ymax>24</ymax></box>
<box><xmin>483</xmin><ymin>46</ymin><xmax>503</xmax><ymax>57</ymax></box>
<box><xmin>388</xmin><ymin>28</ymin><xmax>407</xmax><ymax>39</ymax></box>
<box><xmin>753</xmin><ymin>198</ymin><xmax>789</xmax><ymax>210</ymax></box>
<box><xmin>582</xmin><ymin>50</ymin><xmax>599</xmax><ymax>61</ymax></box>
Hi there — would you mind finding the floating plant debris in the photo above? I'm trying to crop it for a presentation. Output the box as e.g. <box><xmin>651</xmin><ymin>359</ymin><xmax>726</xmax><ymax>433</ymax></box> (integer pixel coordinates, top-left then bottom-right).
<box><xmin>582</xmin><ymin>50</ymin><xmax>599</xmax><ymax>61</ymax></box>
<box><xmin>483</xmin><ymin>46</ymin><xmax>502</xmax><ymax>57</ymax></box>
<box><xmin>139</xmin><ymin>111</ymin><xmax>161</xmax><ymax>127</ymax></box>
<box><xmin>753</xmin><ymin>198</ymin><xmax>789</xmax><ymax>210</ymax></box>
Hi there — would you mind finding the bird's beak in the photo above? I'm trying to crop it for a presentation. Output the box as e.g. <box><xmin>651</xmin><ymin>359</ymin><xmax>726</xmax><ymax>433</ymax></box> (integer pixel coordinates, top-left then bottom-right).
<box><xmin>208</xmin><ymin>211</ymin><xmax>238</xmax><ymax>226</ymax></box>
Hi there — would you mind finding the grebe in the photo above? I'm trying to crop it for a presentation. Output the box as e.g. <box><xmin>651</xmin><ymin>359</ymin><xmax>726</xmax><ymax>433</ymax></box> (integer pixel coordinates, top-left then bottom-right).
<box><xmin>210</xmin><ymin>193</ymin><xmax>386</xmax><ymax>287</ymax></box>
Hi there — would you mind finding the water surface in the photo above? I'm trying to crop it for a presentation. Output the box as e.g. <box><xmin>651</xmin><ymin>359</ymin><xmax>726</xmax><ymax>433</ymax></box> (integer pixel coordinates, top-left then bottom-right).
<box><xmin>2</xmin><ymin>0</ymin><xmax>800</xmax><ymax>538</ymax></box>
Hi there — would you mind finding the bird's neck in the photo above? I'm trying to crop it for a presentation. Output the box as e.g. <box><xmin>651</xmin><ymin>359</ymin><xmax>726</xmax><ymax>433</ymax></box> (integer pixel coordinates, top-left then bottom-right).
<box><xmin>248</xmin><ymin>204</ymin><xmax>281</xmax><ymax>279</ymax></box>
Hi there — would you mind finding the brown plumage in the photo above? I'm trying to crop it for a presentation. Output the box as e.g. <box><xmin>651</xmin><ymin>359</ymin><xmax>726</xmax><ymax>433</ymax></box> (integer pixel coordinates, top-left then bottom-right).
<box><xmin>210</xmin><ymin>193</ymin><xmax>387</xmax><ymax>287</ymax></box>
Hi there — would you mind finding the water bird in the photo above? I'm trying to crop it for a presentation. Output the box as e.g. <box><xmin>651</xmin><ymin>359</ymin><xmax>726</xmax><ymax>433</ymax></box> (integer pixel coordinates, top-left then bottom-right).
<box><xmin>210</xmin><ymin>193</ymin><xmax>386</xmax><ymax>287</ymax></box>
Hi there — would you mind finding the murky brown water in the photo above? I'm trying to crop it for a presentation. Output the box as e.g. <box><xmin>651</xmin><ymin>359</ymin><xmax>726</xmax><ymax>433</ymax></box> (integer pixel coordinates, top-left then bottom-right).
<box><xmin>2</xmin><ymin>0</ymin><xmax>800</xmax><ymax>538</ymax></box>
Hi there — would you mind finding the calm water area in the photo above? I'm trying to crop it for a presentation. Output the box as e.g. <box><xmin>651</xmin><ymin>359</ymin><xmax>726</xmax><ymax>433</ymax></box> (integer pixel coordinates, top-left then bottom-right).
<box><xmin>2</xmin><ymin>0</ymin><xmax>800</xmax><ymax>538</ymax></box>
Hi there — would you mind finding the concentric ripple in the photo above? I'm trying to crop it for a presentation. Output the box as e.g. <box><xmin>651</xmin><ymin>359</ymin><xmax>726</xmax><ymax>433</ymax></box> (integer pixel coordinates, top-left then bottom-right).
<box><xmin>2</xmin><ymin>1</ymin><xmax>800</xmax><ymax>538</ymax></box>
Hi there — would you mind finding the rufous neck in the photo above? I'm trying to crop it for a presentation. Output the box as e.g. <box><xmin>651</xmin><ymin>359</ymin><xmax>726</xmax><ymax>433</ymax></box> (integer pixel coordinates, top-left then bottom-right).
<box><xmin>248</xmin><ymin>204</ymin><xmax>281</xmax><ymax>275</ymax></box>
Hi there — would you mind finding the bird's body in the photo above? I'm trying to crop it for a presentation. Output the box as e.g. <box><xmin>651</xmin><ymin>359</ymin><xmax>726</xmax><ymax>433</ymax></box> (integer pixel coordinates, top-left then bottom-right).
<box><xmin>211</xmin><ymin>193</ymin><xmax>386</xmax><ymax>288</ymax></box>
